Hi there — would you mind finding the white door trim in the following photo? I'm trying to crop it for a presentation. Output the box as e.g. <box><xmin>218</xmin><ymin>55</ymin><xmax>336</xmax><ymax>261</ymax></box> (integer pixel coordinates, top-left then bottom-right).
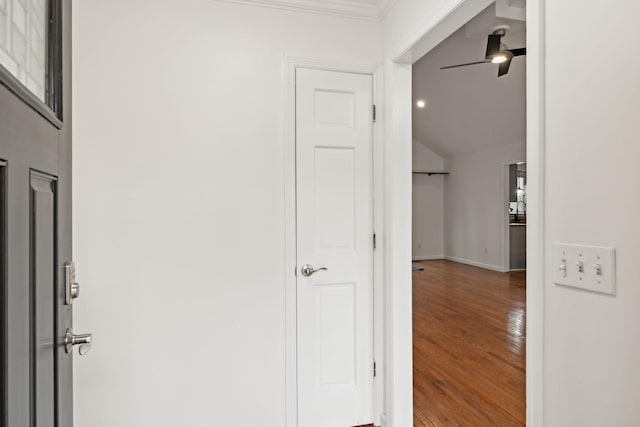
<box><xmin>283</xmin><ymin>55</ymin><xmax>382</xmax><ymax>427</ymax></box>
<box><xmin>524</xmin><ymin>1</ymin><xmax>546</xmax><ymax>424</ymax></box>
<box><xmin>383</xmin><ymin>0</ymin><xmax>545</xmax><ymax>425</ymax></box>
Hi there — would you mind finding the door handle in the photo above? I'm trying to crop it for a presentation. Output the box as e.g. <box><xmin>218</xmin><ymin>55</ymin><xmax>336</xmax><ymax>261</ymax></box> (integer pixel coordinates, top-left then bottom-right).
<box><xmin>300</xmin><ymin>264</ymin><xmax>328</xmax><ymax>277</ymax></box>
<box><xmin>65</xmin><ymin>328</ymin><xmax>92</xmax><ymax>355</ymax></box>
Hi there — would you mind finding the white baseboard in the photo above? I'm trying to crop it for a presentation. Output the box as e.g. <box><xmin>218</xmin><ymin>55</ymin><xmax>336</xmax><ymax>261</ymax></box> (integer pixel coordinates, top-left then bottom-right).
<box><xmin>509</xmin><ymin>268</ymin><xmax>527</xmax><ymax>272</ymax></box>
<box><xmin>379</xmin><ymin>413</ymin><xmax>387</xmax><ymax>427</ymax></box>
<box><xmin>444</xmin><ymin>255</ymin><xmax>506</xmax><ymax>273</ymax></box>
<box><xmin>412</xmin><ymin>255</ymin><xmax>444</xmax><ymax>261</ymax></box>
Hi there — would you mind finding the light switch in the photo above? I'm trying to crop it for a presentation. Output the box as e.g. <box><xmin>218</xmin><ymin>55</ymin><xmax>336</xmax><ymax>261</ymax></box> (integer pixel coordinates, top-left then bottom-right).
<box><xmin>552</xmin><ymin>243</ymin><xmax>616</xmax><ymax>295</ymax></box>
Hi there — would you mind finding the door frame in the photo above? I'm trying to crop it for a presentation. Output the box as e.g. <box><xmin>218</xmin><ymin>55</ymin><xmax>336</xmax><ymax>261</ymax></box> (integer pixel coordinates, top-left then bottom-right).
<box><xmin>384</xmin><ymin>0</ymin><xmax>545</xmax><ymax>425</ymax></box>
<box><xmin>283</xmin><ymin>56</ymin><xmax>382</xmax><ymax>427</ymax></box>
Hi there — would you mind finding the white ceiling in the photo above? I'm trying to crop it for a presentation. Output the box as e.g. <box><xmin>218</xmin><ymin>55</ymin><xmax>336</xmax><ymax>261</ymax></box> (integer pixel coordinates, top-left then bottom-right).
<box><xmin>412</xmin><ymin>3</ymin><xmax>526</xmax><ymax>158</ymax></box>
<box><xmin>214</xmin><ymin>0</ymin><xmax>397</xmax><ymax>21</ymax></box>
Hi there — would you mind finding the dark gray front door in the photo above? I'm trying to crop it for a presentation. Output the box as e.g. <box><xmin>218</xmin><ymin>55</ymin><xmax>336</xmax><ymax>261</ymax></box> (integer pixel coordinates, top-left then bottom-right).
<box><xmin>0</xmin><ymin>1</ymin><xmax>73</xmax><ymax>426</ymax></box>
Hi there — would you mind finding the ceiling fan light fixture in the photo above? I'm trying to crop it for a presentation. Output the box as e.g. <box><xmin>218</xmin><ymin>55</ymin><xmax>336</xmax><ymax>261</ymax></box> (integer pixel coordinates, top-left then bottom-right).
<box><xmin>440</xmin><ymin>26</ymin><xmax>525</xmax><ymax>77</ymax></box>
<box><xmin>491</xmin><ymin>54</ymin><xmax>509</xmax><ymax>64</ymax></box>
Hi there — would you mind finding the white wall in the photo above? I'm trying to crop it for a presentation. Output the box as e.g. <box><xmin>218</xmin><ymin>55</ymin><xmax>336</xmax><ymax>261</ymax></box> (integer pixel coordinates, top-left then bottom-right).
<box><xmin>72</xmin><ymin>1</ymin><xmax>380</xmax><ymax>426</ymax></box>
<box><xmin>382</xmin><ymin>0</ymin><xmax>454</xmax><ymax>59</ymax></box>
<box><xmin>544</xmin><ymin>1</ymin><xmax>640</xmax><ymax>425</ymax></box>
<box><xmin>443</xmin><ymin>141</ymin><xmax>525</xmax><ymax>271</ymax></box>
<box><xmin>412</xmin><ymin>140</ymin><xmax>444</xmax><ymax>260</ymax></box>
<box><xmin>72</xmin><ymin>0</ymin><xmax>640</xmax><ymax>425</ymax></box>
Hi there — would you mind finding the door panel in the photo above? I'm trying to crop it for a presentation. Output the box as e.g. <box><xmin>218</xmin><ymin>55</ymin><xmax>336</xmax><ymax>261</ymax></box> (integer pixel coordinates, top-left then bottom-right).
<box><xmin>296</xmin><ymin>68</ymin><xmax>373</xmax><ymax>427</ymax></box>
<box><xmin>316</xmin><ymin>282</ymin><xmax>356</xmax><ymax>386</ymax></box>
<box><xmin>0</xmin><ymin>1</ymin><xmax>72</xmax><ymax>426</ymax></box>
<box><xmin>2</xmin><ymin>78</ymin><xmax>61</xmax><ymax>427</ymax></box>
<box><xmin>31</xmin><ymin>172</ymin><xmax>57</xmax><ymax>427</ymax></box>
<box><xmin>315</xmin><ymin>147</ymin><xmax>356</xmax><ymax>250</ymax></box>
<box><xmin>0</xmin><ymin>161</ymin><xmax>5</xmax><ymax>424</ymax></box>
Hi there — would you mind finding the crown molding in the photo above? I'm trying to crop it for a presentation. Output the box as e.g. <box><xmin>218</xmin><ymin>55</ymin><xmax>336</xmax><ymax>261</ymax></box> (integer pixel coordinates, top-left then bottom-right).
<box><xmin>377</xmin><ymin>0</ymin><xmax>397</xmax><ymax>19</ymax></box>
<box><xmin>214</xmin><ymin>0</ymin><xmax>398</xmax><ymax>22</ymax></box>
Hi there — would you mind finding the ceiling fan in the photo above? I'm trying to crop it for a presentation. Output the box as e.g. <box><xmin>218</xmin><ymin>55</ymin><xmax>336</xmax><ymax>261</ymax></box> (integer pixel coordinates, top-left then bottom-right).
<box><xmin>441</xmin><ymin>25</ymin><xmax>526</xmax><ymax>77</ymax></box>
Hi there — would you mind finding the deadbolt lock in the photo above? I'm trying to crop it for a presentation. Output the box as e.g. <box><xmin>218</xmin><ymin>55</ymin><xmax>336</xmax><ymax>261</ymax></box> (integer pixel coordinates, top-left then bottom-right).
<box><xmin>65</xmin><ymin>262</ymin><xmax>80</xmax><ymax>305</ymax></box>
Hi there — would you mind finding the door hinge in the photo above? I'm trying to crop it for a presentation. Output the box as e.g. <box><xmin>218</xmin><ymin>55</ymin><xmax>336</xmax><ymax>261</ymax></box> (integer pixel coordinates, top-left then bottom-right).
<box><xmin>373</xmin><ymin>233</ymin><xmax>377</xmax><ymax>250</ymax></box>
<box><xmin>373</xmin><ymin>360</ymin><xmax>377</xmax><ymax>377</ymax></box>
<box><xmin>372</xmin><ymin>105</ymin><xmax>376</xmax><ymax>123</ymax></box>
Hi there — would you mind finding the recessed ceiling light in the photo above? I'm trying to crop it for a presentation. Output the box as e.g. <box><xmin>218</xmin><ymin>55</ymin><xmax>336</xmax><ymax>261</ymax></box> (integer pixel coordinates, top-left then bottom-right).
<box><xmin>416</xmin><ymin>99</ymin><xmax>426</xmax><ymax>108</ymax></box>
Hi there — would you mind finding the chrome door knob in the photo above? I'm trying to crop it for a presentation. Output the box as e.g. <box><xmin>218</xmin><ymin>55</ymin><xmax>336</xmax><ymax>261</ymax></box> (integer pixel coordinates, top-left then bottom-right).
<box><xmin>65</xmin><ymin>328</ymin><xmax>92</xmax><ymax>355</ymax></box>
<box><xmin>301</xmin><ymin>264</ymin><xmax>328</xmax><ymax>277</ymax></box>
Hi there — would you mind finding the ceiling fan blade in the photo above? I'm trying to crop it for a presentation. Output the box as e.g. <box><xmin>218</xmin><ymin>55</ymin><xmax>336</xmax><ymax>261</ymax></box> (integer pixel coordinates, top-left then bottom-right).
<box><xmin>508</xmin><ymin>47</ymin><xmax>527</xmax><ymax>57</ymax></box>
<box><xmin>485</xmin><ymin>34</ymin><xmax>502</xmax><ymax>59</ymax></box>
<box><xmin>498</xmin><ymin>55</ymin><xmax>513</xmax><ymax>77</ymax></box>
<box><xmin>441</xmin><ymin>60</ymin><xmax>489</xmax><ymax>70</ymax></box>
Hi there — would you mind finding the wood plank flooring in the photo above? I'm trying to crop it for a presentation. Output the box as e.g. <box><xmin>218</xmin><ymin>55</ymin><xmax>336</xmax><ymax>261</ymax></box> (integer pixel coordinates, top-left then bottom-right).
<box><xmin>413</xmin><ymin>260</ymin><xmax>526</xmax><ymax>427</ymax></box>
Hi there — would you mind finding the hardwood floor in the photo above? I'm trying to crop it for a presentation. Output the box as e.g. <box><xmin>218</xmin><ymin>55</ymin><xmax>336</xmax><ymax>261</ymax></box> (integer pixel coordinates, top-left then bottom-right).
<box><xmin>413</xmin><ymin>260</ymin><xmax>526</xmax><ymax>427</ymax></box>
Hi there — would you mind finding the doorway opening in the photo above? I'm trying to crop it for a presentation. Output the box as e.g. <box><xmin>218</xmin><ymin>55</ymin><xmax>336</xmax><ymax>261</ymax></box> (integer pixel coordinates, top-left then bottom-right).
<box><xmin>505</xmin><ymin>161</ymin><xmax>527</xmax><ymax>272</ymax></box>
<box><xmin>410</xmin><ymin>2</ymin><xmax>527</xmax><ymax>424</ymax></box>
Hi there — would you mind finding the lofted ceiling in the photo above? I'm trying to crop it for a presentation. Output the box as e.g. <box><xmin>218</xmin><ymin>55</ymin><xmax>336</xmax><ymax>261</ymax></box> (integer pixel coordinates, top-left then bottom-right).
<box><xmin>412</xmin><ymin>3</ymin><xmax>526</xmax><ymax>158</ymax></box>
<box><xmin>214</xmin><ymin>0</ymin><xmax>397</xmax><ymax>21</ymax></box>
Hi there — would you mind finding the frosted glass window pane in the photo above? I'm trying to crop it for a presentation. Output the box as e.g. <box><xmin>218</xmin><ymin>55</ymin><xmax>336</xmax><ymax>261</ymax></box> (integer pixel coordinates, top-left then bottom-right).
<box><xmin>0</xmin><ymin>0</ymin><xmax>6</xmax><ymax>48</ymax></box>
<box><xmin>0</xmin><ymin>13</ymin><xmax>6</xmax><ymax>50</ymax></box>
<box><xmin>12</xmin><ymin>0</ymin><xmax>25</xmax><ymax>33</ymax></box>
<box><xmin>11</xmin><ymin>25</ymin><xmax>26</xmax><ymax>64</ymax></box>
<box><xmin>0</xmin><ymin>0</ymin><xmax>48</xmax><ymax>102</ymax></box>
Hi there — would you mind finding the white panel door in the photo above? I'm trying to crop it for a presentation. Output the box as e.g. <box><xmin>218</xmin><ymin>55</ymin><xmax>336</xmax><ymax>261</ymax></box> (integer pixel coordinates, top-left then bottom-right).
<box><xmin>296</xmin><ymin>68</ymin><xmax>374</xmax><ymax>427</ymax></box>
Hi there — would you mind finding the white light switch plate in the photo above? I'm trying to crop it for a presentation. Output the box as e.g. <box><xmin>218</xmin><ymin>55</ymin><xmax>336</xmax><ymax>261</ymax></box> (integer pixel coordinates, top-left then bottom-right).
<box><xmin>552</xmin><ymin>243</ymin><xmax>616</xmax><ymax>295</ymax></box>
